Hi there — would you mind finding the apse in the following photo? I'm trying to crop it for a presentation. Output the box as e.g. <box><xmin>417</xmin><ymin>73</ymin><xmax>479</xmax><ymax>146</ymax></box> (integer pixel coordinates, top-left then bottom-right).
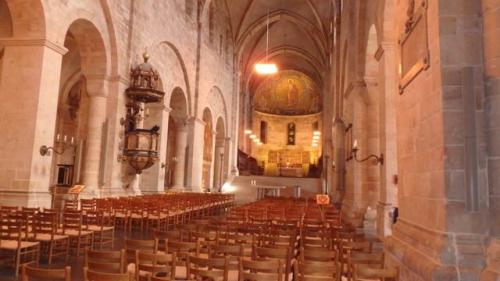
<box><xmin>247</xmin><ymin>70</ymin><xmax>322</xmax><ymax>178</ymax></box>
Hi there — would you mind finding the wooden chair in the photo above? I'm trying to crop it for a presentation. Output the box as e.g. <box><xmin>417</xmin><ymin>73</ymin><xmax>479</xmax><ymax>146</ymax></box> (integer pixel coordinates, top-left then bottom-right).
<box><xmin>353</xmin><ymin>265</ymin><xmax>399</xmax><ymax>281</ymax></box>
<box><xmin>85</xmin><ymin>248</ymin><xmax>126</xmax><ymax>273</ymax></box>
<box><xmin>0</xmin><ymin>213</ymin><xmax>40</xmax><ymax>278</ymax></box>
<box><xmin>128</xmin><ymin>204</ymin><xmax>147</xmax><ymax>233</ymax></box>
<box><xmin>347</xmin><ymin>252</ymin><xmax>385</xmax><ymax>281</ymax></box>
<box><xmin>238</xmin><ymin>257</ymin><xmax>283</xmax><ymax>281</ymax></box>
<box><xmin>60</xmin><ymin>210</ymin><xmax>94</xmax><ymax>257</ymax></box>
<box><xmin>21</xmin><ymin>264</ymin><xmax>71</xmax><ymax>281</ymax></box>
<box><xmin>252</xmin><ymin>246</ymin><xmax>293</xmax><ymax>281</ymax></box>
<box><xmin>146</xmin><ymin>206</ymin><xmax>168</xmax><ymax>233</ymax></box>
<box><xmin>300</xmin><ymin>246</ymin><xmax>337</xmax><ymax>263</ymax></box>
<box><xmin>164</xmin><ymin>240</ymin><xmax>200</xmax><ymax>279</ymax></box>
<box><xmin>293</xmin><ymin>260</ymin><xmax>340</xmax><ymax>281</ymax></box>
<box><xmin>85</xmin><ymin>210</ymin><xmax>115</xmax><ymax>249</ymax></box>
<box><xmin>135</xmin><ymin>250</ymin><xmax>177</xmax><ymax>281</ymax></box>
<box><xmin>83</xmin><ymin>266</ymin><xmax>134</xmax><ymax>281</ymax></box>
<box><xmin>186</xmin><ymin>254</ymin><xmax>229</xmax><ymax>281</ymax></box>
<box><xmin>32</xmin><ymin>212</ymin><xmax>69</xmax><ymax>264</ymax></box>
<box><xmin>81</xmin><ymin>199</ymin><xmax>97</xmax><ymax>213</ymax></box>
<box><xmin>125</xmin><ymin>238</ymin><xmax>159</xmax><ymax>263</ymax></box>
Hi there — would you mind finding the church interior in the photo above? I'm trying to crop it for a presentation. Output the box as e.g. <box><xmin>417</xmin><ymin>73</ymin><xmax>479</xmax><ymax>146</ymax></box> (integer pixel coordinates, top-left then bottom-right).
<box><xmin>0</xmin><ymin>0</ymin><xmax>499</xmax><ymax>280</ymax></box>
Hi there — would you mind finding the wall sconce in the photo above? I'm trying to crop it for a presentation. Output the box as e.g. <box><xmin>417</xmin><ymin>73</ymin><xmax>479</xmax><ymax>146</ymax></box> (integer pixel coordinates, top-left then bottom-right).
<box><xmin>40</xmin><ymin>134</ymin><xmax>75</xmax><ymax>156</ymax></box>
<box><xmin>352</xmin><ymin>139</ymin><xmax>384</xmax><ymax>165</ymax></box>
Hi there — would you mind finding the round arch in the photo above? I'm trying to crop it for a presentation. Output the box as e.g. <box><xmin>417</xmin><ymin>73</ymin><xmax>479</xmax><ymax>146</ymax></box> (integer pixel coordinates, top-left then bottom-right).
<box><xmin>154</xmin><ymin>41</ymin><xmax>193</xmax><ymax>117</ymax></box>
<box><xmin>64</xmin><ymin>19</ymin><xmax>108</xmax><ymax>79</ymax></box>
<box><xmin>3</xmin><ymin>0</ymin><xmax>45</xmax><ymax>38</ymax></box>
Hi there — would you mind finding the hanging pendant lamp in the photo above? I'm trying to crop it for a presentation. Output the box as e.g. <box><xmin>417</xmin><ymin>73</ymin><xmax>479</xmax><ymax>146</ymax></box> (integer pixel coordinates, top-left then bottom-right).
<box><xmin>255</xmin><ymin>9</ymin><xmax>278</xmax><ymax>75</ymax></box>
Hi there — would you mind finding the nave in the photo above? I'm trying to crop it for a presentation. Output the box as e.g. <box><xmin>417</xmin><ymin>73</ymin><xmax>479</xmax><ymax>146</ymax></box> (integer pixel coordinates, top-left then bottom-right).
<box><xmin>0</xmin><ymin>195</ymin><xmax>395</xmax><ymax>281</ymax></box>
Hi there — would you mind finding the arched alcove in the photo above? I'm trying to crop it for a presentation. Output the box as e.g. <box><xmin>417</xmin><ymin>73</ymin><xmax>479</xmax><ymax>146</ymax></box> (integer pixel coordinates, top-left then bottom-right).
<box><xmin>168</xmin><ymin>87</ymin><xmax>189</xmax><ymax>189</ymax></box>
<box><xmin>52</xmin><ymin>18</ymin><xmax>108</xmax><ymax>195</ymax></box>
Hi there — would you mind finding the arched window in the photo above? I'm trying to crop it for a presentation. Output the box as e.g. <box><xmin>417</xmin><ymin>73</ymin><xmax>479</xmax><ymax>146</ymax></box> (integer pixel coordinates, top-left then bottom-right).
<box><xmin>287</xmin><ymin>123</ymin><xmax>296</xmax><ymax>145</ymax></box>
<box><xmin>260</xmin><ymin>121</ymin><xmax>267</xmax><ymax>144</ymax></box>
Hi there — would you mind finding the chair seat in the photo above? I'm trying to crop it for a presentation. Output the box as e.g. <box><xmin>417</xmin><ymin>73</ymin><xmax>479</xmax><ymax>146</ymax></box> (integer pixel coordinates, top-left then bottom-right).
<box><xmin>59</xmin><ymin>229</ymin><xmax>93</xmax><ymax>236</ymax></box>
<box><xmin>0</xmin><ymin>239</ymin><xmax>39</xmax><ymax>249</ymax></box>
<box><xmin>34</xmin><ymin>233</ymin><xmax>68</xmax><ymax>241</ymax></box>
<box><xmin>148</xmin><ymin>214</ymin><xmax>167</xmax><ymax>220</ymax></box>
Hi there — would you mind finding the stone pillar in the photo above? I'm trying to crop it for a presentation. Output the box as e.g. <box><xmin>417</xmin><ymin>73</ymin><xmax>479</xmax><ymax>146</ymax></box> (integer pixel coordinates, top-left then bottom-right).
<box><xmin>186</xmin><ymin>117</ymin><xmax>205</xmax><ymax>191</ymax></box>
<box><xmin>213</xmin><ymin>138</ymin><xmax>225</xmax><ymax>192</ymax></box>
<box><xmin>481</xmin><ymin>0</ymin><xmax>500</xmax><ymax>278</ymax></box>
<box><xmin>82</xmin><ymin>80</ymin><xmax>108</xmax><ymax>197</ymax></box>
<box><xmin>140</xmin><ymin>104</ymin><xmax>171</xmax><ymax>193</ymax></box>
<box><xmin>0</xmin><ymin>39</ymin><xmax>66</xmax><ymax>207</ymax></box>
<box><xmin>224</xmin><ymin>137</ymin><xmax>232</xmax><ymax>179</ymax></box>
<box><xmin>377</xmin><ymin>42</ymin><xmax>399</xmax><ymax>238</ymax></box>
<box><xmin>342</xmin><ymin>82</ymin><xmax>369</xmax><ymax>226</ymax></box>
<box><xmin>173</xmin><ymin>122</ymin><xmax>188</xmax><ymax>189</ymax></box>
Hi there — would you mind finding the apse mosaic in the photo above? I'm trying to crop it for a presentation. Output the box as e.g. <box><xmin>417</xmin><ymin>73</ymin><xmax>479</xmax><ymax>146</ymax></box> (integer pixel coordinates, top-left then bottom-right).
<box><xmin>253</xmin><ymin>70</ymin><xmax>321</xmax><ymax>115</ymax></box>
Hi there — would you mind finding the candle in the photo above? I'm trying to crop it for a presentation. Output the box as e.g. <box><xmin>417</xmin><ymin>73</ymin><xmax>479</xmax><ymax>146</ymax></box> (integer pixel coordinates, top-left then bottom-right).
<box><xmin>63</xmin><ymin>135</ymin><xmax>68</xmax><ymax>143</ymax></box>
<box><xmin>71</xmin><ymin>137</ymin><xmax>75</xmax><ymax>145</ymax></box>
<box><xmin>56</xmin><ymin>134</ymin><xmax>61</xmax><ymax>142</ymax></box>
<box><xmin>353</xmin><ymin>139</ymin><xmax>358</xmax><ymax>150</ymax></box>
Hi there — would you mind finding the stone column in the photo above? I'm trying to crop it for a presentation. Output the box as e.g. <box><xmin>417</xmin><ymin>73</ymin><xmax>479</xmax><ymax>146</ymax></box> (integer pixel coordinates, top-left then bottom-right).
<box><xmin>224</xmin><ymin>137</ymin><xmax>231</xmax><ymax>179</ymax></box>
<box><xmin>186</xmin><ymin>117</ymin><xmax>205</xmax><ymax>191</ymax></box>
<box><xmin>0</xmin><ymin>39</ymin><xmax>66</xmax><ymax>207</ymax></box>
<box><xmin>207</xmin><ymin>130</ymin><xmax>217</xmax><ymax>191</ymax></box>
<box><xmin>140</xmin><ymin>104</ymin><xmax>171</xmax><ymax>193</ymax></box>
<box><xmin>377</xmin><ymin>42</ymin><xmax>399</xmax><ymax>238</ymax></box>
<box><xmin>213</xmin><ymin>138</ymin><xmax>225</xmax><ymax>192</ymax></box>
<box><xmin>82</xmin><ymin>80</ymin><xmax>107</xmax><ymax>197</ymax></box>
<box><xmin>173</xmin><ymin>122</ymin><xmax>188</xmax><ymax>189</ymax></box>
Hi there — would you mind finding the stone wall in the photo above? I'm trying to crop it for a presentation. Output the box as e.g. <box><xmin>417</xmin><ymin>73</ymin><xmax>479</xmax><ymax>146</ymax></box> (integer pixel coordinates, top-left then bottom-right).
<box><xmin>0</xmin><ymin>0</ymin><xmax>237</xmax><ymax>205</ymax></box>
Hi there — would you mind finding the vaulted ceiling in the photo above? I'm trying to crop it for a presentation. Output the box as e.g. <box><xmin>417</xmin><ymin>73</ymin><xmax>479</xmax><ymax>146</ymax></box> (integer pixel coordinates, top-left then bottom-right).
<box><xmin>219</xmin><ymin>0</ymin><xmax>333</xmax><ymax>91</ymax></box>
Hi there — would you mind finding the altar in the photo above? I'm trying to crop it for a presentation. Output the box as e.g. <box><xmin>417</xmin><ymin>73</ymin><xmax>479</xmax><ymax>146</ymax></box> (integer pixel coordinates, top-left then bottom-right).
<box><xmin>279</xmin><ymin>166</ymin><xmax>304</xmax><ymax>177</ymax></box>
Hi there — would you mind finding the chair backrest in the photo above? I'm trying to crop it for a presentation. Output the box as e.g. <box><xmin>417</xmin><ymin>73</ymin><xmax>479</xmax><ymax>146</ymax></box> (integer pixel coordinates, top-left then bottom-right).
<box><xmin>83</xmin><ymin>267</ymin><xmax>133</xmax><ymax>281</ymax></box>
<box><xmin>81</xmin><ymin>199</ymin><xmax>96</xmax><ymax>212</ymax></box>
<box><xmin>165</xmin><ymin>239</ymin><xmax>200</xmax><ymax>257</ymax></box>
<box><xmin>33</xmin><ymin>212</ymin><xmax>58</xmax><ymax>239</ymax></box>
<box><xmin>62</xmin><ymin>210</ymin><xmax>83</xmax><ymax>233</ymax></box>
<box><xmin>125</xmin><ymin>239</ymin><xmax>158</xmax><ymax>263</ymax></box>
<box><xmin>300</xmin><ymin>247</ymin><xmax>337</xmax><ymax>263</ymax></box>
<box><xmin>85</xmin><ymin>248</ymin><xmax>126</xmax><ymax>273</ymax></box>
<box><xmin>348</xmin><ymin>252</ymin><xmax>384</xmax><ymax>272</ymax></box>
<box><xmin>135</xmin><ymin>250</ymin><xmax>176</xmax><ymax>280</ymax></box>
<box><xmin>354</xmin><ymin>265</ymin><xmax>399</xmax><ymax>281</ymax></box>
<box><xmin>21</xmin><ymin>264</ymin><xmax>71</xmax><ymax>281</ymax></box>
<box><xmin>210</xmin><ymin>243</ymin><xmax>244</xmax><ymax>257</ymax></box>
<box><xmin>186</xmin><ymin>254</ymin><xmax>228</xmax><ymax>281</ymax></box>
<box><xmin>293</xmin><ymin>260</ymin><xmax>339</xmax><ymax>281</ymax></box>
<box><xmin>238</xmin><ymin>258</ymin><xmax>283</xmax><ymax>281</ymax></box>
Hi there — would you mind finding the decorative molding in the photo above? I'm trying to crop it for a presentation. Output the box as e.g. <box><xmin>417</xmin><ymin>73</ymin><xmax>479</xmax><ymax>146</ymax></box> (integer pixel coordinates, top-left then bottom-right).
<box><xmin>374</xmin><ymin>45</ymin><xmax>384</xmax><ymax>61</ymax></box>
<box><xmin>0</xmin><ymin>37</ymin><xmax>68</xmax><ymax>55</ymax></box>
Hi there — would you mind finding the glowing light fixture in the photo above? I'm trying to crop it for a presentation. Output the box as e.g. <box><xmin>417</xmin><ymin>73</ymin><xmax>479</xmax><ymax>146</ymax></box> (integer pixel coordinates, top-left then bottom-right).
<box><xmin>313</xmin><ymin>131</ymin><xmax>321</xmax><ymax>136</ymax></box>
<box><xmin>244</xmin><ymin>129</ymin><xmax>253</xmax><ymax>135</ymax></box>
<box><xmin>312</xmin><ymin>143</ymin><xmax>318</xmax><ymax>147</ymax></box>
<box><xmin>313</xmin><ymin>135</ymin><xmax>320</xmax><ymax>140</ymax></box>
<box><xmin>254</xmin><ymin>9</ymin><xmax>277</xmax><ymax>75</ymax></box>
<box><xmin>250</xmin><ymin>134</ymin><xmax>257</xmax><ymax>139</ymax></box>
<box><xmin>255</xmin><ymin>63</ymin><xmax>278</xmax><ymax>75</ymax></box>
